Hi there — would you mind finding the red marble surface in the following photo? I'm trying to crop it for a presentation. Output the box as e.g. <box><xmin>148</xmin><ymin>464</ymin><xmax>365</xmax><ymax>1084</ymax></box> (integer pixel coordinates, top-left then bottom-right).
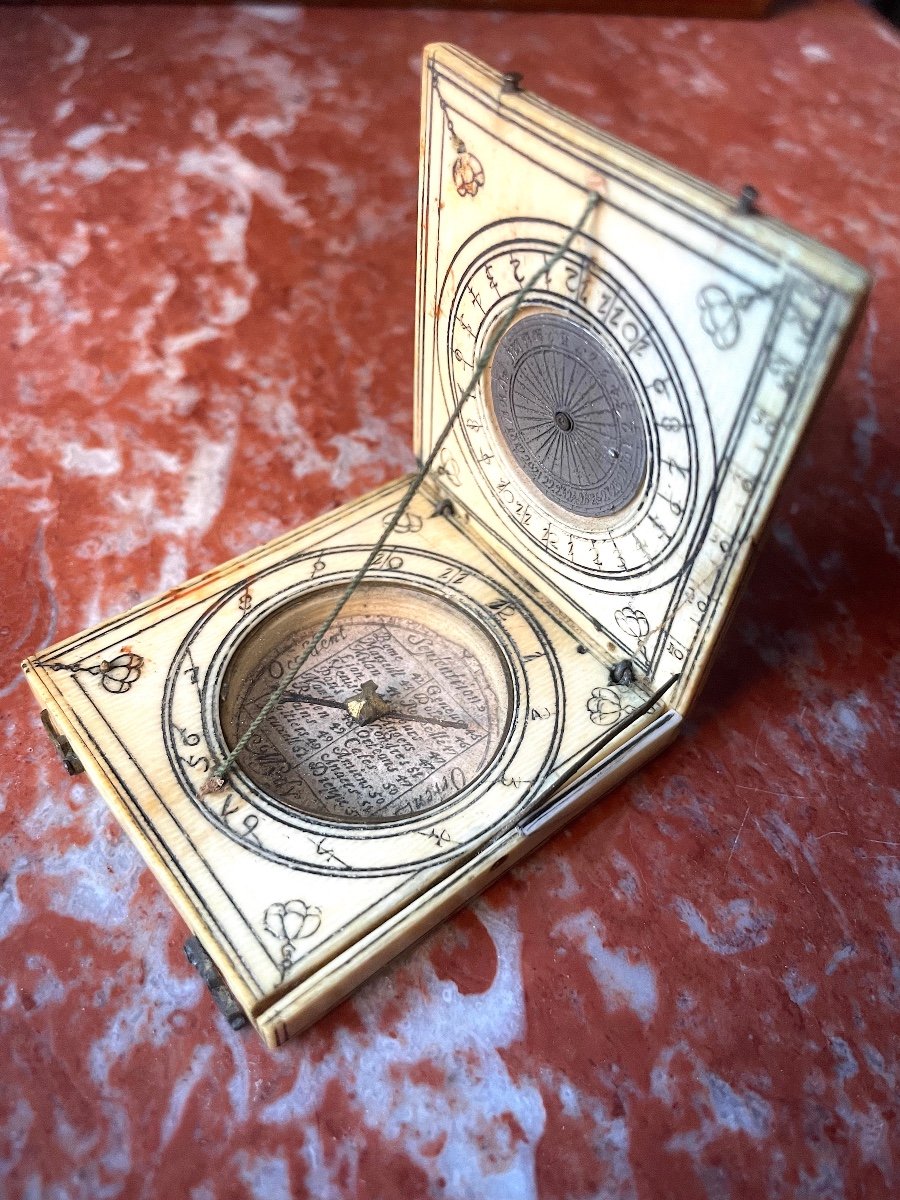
<box><xmin>1</xmin><ymin>3</ymin><xmax>897</xmax><ymax>1197</ymax></box>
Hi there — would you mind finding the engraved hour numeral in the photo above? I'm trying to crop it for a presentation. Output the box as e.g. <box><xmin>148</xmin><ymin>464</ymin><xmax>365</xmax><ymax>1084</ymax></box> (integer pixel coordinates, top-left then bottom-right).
<box><xmin>438</xmin><ymin>566</ymin><xmax>470</xmax><ymax>585</ymax></box>
<box><xmin>372</xmin><ymin>552</ymin><xmax>404</xmax><ymax>571</ymax></box>
<box><xmin>487</xmin><ymin>599</ymin><xmax>517</xmax><ymax>623</ymax></box>
<box><xmin>662</xmin><ymin>457</ymin><xmax>689</xmax><ymax>479</ymax></box>
<box><xmin>467</xmin><ymin>285</ymin><xmax>485</xmax><ymax>313</ymax></box>
<box><xmin>179</xmin><ymin>753</ymin><xmax>210</xmax><ymax>773</ymax></box>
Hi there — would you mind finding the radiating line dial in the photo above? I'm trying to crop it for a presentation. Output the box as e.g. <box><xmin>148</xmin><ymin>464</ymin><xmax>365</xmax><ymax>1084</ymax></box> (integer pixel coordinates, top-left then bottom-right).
<box><xmin>490</xmin><ymin>313</ymin><xmax>647</xmax><ymax>517</ymax></box>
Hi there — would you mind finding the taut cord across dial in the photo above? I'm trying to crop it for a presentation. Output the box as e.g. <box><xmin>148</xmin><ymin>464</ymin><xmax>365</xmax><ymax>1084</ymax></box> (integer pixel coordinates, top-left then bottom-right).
<box><xmin>202</xmin><ymin>190</ymin><xmax>602</xmax><ymax>794</ymax></box>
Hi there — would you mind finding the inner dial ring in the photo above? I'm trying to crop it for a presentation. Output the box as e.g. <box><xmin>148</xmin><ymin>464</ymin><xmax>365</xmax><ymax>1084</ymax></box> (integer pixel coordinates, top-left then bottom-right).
<box><xmin>441</xmin><ymin>228</ymin><xmax>708</xmax><ymax>587</ymax></box>
<box><xmin>490</xmin><ymin>312</ymin><xmax>647</xmax><ymax>518</ymax></box>
<box><xmin>219</xmin><ymin>583</ymin><xmax>512</xmax><ymax>825</ymax></box>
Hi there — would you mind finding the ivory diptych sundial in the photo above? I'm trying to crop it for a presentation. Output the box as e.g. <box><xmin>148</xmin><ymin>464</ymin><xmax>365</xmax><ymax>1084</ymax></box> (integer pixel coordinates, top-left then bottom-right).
<box><xmin>23</xmin><ymin>44</ymin><xmax>869</xmax><ymax>1047</ymax></box>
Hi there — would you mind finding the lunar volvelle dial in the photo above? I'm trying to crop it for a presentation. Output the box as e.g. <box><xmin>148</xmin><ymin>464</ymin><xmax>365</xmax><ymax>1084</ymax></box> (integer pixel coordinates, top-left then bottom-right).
<box><xmin>219</xmin><ymin>583</ymin><xmax>511</xmax><ymax>824</ymax></box>
<box><xmin>490</xmin><ymin>313</ymin><xmax>647</xmax><ymax>517</ymax></box>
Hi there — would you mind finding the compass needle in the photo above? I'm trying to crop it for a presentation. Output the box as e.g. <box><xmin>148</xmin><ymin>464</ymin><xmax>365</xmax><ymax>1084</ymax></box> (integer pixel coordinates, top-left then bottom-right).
<box><xmin>220</xmin><ymin>583</ymin><xmax>512</xmax><ymax>823</ymax></box>
<box><xmin>280</xmin><ymin>691</ymin><xmax>347</xmax><ymax>712</ymax></box>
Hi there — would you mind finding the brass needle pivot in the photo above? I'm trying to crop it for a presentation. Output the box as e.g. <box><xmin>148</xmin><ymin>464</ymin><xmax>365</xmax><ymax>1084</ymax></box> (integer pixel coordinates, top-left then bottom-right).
<box><xmin>345</xmin><ymin>680</ymin><xmax>395</xmax><ymax>726</ymax></box>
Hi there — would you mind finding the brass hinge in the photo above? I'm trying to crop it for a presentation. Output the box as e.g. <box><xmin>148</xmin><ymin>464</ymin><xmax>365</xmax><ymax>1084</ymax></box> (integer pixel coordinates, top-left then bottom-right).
<box><xmin>40</xmin><ymin>710</ymin><xmax>85</xmax><ymax>776</ymax></box>
<box><xmin>184</xmin><ymin>936</ymin><xmax>248</xmax><ymax>1030</ymax></box>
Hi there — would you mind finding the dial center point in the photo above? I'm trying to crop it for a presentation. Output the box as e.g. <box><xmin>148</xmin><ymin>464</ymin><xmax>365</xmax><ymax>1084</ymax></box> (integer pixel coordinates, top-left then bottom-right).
<box><xmin>554</xmin><ymin>410</ymin><xmax>574</xmax><ymax>432</ymax></box>
<box><xmin>345</xmin><ymin>679</ymin><xmax>394</xmax><ymax>726</ymax></box>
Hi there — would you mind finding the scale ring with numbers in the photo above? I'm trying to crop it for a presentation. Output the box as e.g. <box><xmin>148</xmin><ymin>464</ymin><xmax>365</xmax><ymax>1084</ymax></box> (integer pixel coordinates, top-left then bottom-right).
<box><xmin>443</xmin><ymin>222</ymin><xmax>713</xmax><ymax>589</ymax></box>
<box><xmin>165</xmin><ymin>546</ymin><xmax>562</xmax><ymax>876</ymax></box>
<box><xmin>23</xmin><ymin>44</ymin><xmax>868</xmax><ymax>1046</ymax></box>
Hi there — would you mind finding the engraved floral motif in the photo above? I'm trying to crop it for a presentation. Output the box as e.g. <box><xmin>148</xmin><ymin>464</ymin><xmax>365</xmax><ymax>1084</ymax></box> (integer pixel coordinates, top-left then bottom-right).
<box><xmin>434</xmin><ymin>73</ymin><xmax>485</xmax><ymax>199</ymax></box>
<box><xmin>587</xmin><ymin>687</ymin><xmax>623</xmax><ymax>726</ymax></box>
<box><xmin>697</xmin><ymin>285</ymin><xmax>741</xmax><ymax>349</ymax></box>
<box><xmin>384</xmin><ymin>510</ymin><xmax>423</xmax><ymax>534</ymax></box>
<box><xmin>44</xmin><ymin>651</ymin><xmax>144</xmax><ymax>695</ymax></box>
<box><xmin>615</xmin><ymin>606</ymin><xmax>650</xmax><ymax>640</ymax></box>
<box><xmin>97</xmin><ymin>653</ymin><xmax>144</xmax><ymax>693</ymax></box>
<box><xmin>452</xmin><ymin>151</ymin><xmax>485</xmax><ymax>198</ymax></box>
<box><xmin>697</xmin><ymin>284</ymin><xmax>772</xmax><ymax>351</ymax></box>
<box><xmin>263</xmin><ymin>899</ymin><xmax>322</xmax><ymax>977</ymax></box>
<box><xmin>436</xmin><ymin>448</ymin><xmax>462</xmax><ymax>487</ymax></box>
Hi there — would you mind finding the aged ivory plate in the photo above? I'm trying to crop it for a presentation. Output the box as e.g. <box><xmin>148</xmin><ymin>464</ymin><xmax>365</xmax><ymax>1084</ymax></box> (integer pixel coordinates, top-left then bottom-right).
<box><xmin>23</xmin><ymin>44</ymin><xmax>869</xmax><ymax>1047</ymax></box>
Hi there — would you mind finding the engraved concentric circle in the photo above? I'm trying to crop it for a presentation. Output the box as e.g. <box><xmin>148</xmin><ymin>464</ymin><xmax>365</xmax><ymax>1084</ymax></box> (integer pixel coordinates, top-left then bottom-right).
<box><xmin>489</xmin><ymin>313</ymin><xmax>647</xmax><ymax>517</ymax></box>
<box><xmin>218</xmin><ymin>582</ymin><xmax>512</xmax><ymax>825</ymax></box>
<box><xmin>163</xmin><ymin>545</ymin><xmax>562</xmax><ymax>877</ymax></box>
